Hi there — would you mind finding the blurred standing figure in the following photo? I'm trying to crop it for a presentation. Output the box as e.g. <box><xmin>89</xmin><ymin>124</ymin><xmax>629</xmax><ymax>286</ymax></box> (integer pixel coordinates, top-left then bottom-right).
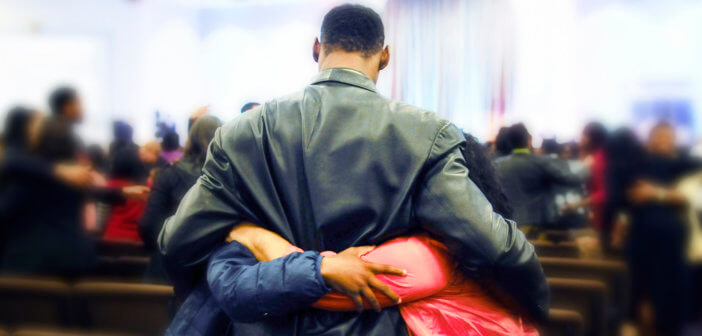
<box><xmin>109</xmin><ymin>121</ymin><xmax>138</xmax><ymax>159</ymax></box>
<box><xmin>541</xmin><ymin>139</ymin><xmax>588</xmax><ymax>229</ymax></box>
<box><xmin>43</xmin><ymin>86</ymin><xmax>84</xmax><ymax>162</ymax></box>
<box><xmin>496</xmin><ymin>124</ymin><xmax>581</xmax><ymax>235</ymax></box>
<box><xmin>494</xmin><ymin>126</ymin><xmax>512</xmax><ymax>157</ymax></box>
<box><xmin>139</xmin><ymin>116</ymin><xmax>222</xmax><ymax>283</ymax></box>
<box><xmin>0</xmin><ymin>110</ymin><xmax>100</xmax><ymax>277</ymax></box>
<box><xmin>626</xmin><ymin>122</ymin><xmax>701</xmax><ymax>336</ymax></box>
<box><xmin>160</xmin><ymin>131</ymin><xmax>183</xmax><ymax>164</ymax></box>
<box><xmin>579</xmin><ymin>122</ymin><xmax>608</xmax><ymax>232</ymax></box>
<box><xmin>102</xmin><ymin>142</ymin><xmax>158</xmax><ymax>242</ymax></box>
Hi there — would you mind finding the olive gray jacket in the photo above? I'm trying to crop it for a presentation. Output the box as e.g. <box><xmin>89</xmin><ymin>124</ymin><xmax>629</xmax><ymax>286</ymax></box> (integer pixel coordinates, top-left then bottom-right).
<box><xmin>158</xmin><ymin>68</ymin><xmax>548</xmax><ymax>335</ymax></box>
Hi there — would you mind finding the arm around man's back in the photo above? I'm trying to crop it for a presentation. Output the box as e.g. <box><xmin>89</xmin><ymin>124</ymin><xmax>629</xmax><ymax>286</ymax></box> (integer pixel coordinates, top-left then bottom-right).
<box><xmin>207</xmin><ymin>242</ymin><xmax>330</xmax><ymax>322</ymax></box>
<box><xmin>413</xmin><ymin>122</ymin><xmax>550</xmax><ymax>321</ymax></box>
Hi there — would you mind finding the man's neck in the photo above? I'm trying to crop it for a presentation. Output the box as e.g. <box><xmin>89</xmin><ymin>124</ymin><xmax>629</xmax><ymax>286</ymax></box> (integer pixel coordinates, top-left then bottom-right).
<box><xmin>319</xmin><ymin>52</ymin><xmax>379</xmax><ymax>83</ymax></box>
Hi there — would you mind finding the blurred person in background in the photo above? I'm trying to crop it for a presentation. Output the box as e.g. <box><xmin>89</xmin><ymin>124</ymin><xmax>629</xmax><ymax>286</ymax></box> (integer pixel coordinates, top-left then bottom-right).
<box><xmin>494</xmin><ymin>126</ymin><xmax>512</xmax><ymax>158</ymax></box>
<box><xmin>102</xmin><ymin>142</ymin><xmax>158</xmax><ymax>242</ymax></box>
<box><xmin>139</xmin><ymin>116</ymin><xmax>222</xmax><ymax>284</ymax></box>
<box><xmin>495</xmin><ymin>123</ymin><xmax>581</xmax><ymax>236</ymax></box>
<box><xmin>601</xmin><ymin>128</ymin><xmax>644</xmax><ymax>253</ymax></box>
<box><xmin>240</xmin><ymin>102</ymin><xmax>260</xmax><ymax>114</ymax></box>
<box><xmin>542</xmin><ymin>139</ymin><xmax>588</xmax><ymax>230</ymax></box>
<box><xmin>626</xmin><ymin>122</ymin><xmax>701</xmax><ymax>335</ymax></box>
<box><xmin>579</xmin><ymin>122</ymin><xmax>609</xmax><ymax>232</ymax></box>
<box><xmin>109</xmin><ymin>121</ymin><xmax>138</xmax><ymax>159</ymax></box>
<box><xmin>0</xmin><ymin>112</ymin><xmax>121</xmax><ymax>277</ymax></box>
<box><xmin>160</xmin><ymin>130</ymin><xmax>183</xmax><ymax>165</ymax></box>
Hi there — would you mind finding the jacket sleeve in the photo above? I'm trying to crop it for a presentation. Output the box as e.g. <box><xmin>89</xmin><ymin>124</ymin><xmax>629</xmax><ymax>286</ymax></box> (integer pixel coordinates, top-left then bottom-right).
<box><xmin>207</xmin><ymin>241</ymin><xmax>330</xmax><ymax>322</ymax></box>
<box><xmin>413</xmin><ymin>122</ymin><xmax>550</xmax><ymax>322</ymax></box>
<box><xmin>158</xmin><ymin>128</ymin><xmax>261</xmax><ymax>297</ymax></box>
<box><xmin>539</xmin><ymin>156</ymin><xmax>582</xmax><ymax>187</ymax></box>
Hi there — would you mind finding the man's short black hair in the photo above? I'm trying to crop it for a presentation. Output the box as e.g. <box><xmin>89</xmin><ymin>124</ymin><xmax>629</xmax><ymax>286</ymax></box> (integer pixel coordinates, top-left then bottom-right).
<box><xmin>321</xmin><ymin>4</ymin><xmax>384</xmax><ymax>56</ymax></box>
<box><xmin>48</xmin><ymin>86</ymin><xmax>78</xmax><ymax>116</ymax></box>
<box><xmin>507</xmin><ymin>123</ymin><xmax>531</xmax><ymax>149</ymax></box>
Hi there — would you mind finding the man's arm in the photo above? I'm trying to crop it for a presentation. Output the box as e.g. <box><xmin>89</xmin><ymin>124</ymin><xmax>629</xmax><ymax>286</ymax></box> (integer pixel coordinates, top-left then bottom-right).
<box><xmin>539</xmin><ymin>156</ymin><xmax>583</xmax><ymax>186</ymax></box>
<box><xmin>158</xmin><ymin>128</ymin><xmax>258</xmax><ymax>296</ymax></box>
<box><xmin>413</xmin><ymin>122</ymin><xmax>549</xmax><ymax>322</ymax></box>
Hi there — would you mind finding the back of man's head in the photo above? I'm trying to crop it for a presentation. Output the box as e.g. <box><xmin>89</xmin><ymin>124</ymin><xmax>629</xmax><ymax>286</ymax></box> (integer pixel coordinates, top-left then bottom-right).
<box><xmin>321</xmin><ymin>4</ymin><xmax>384</xmax><ymax>57</ymax></box>
<box><xmin>48</xmin><ymin>86</ymin><xmax>78</xmax><ymax>116</ymax></box>
<box><xmin>508</xmin><ymin>123</ymin><xmax>531</xmax><ymax>150</ymax></box>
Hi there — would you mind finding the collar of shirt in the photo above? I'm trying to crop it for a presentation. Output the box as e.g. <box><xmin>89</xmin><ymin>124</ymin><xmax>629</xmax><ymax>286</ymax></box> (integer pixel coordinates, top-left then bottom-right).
<box><xmin>310</xmin><ymin>68</ymin><xmax>378</xmax><ymax>93</ymax></box>
<box><xmin>512</xmin><ymin>148</ymin><xmax>531</xmax><ymax>154</ymax></box>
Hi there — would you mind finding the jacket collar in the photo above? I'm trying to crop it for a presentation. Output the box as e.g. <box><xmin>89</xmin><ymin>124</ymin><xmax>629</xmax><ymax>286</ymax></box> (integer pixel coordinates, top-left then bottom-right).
<box><xmin>310</xmin><ymin>68</ymin><xmax>378</xmax><ymax>93</ymax></box>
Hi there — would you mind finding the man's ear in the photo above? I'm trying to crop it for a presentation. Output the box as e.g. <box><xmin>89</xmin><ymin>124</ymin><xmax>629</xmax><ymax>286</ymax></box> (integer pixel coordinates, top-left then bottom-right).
<box><xmin>313</xmin><ymin>38</ymin><xmax>321</xmax><ymax>63</ymax></box>
<box><xmin>378</xmin><ymin>45</ymin><xmax>390</xmax><ymax>71</ymax></box>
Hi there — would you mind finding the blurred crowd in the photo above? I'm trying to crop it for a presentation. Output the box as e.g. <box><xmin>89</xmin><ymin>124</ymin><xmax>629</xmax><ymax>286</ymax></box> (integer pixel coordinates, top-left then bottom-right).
<box><xmin>489</xmin><ymin>121</ymin><xmax>702</xmax><ymax>335</ymax></box>
<box><xmin>1</xmin><ymin>86</ymin><xmax>702</xmax><ymax>335</ymax></box>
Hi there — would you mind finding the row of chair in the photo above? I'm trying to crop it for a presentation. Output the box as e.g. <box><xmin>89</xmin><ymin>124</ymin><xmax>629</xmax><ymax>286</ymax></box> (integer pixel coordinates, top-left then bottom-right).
<box><xmin>0</xmin><ymin>327</ymin><xmax>135</xmax><ymax>336</ymax></box>
<box><xmin>0</xmin><ymin>277</ymin><xmax>173</xmax><ymax>336</ymax></box>
<box><xmin>49</xmin><ymin>237</ymin><xmax>626</xmax><ymax>336</ymax></box>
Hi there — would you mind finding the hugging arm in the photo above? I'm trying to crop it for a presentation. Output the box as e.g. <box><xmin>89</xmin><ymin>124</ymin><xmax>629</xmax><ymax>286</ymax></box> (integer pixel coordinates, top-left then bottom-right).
<box><xmin>222</xmin><ymin>225</ymin><xmax>442</xmax><ymax>313</ymax></box>
<box><xmin>414</xmin><ymin>122</ymin><xmax>549</xmax><ymax>322</ymax></box>
<box><xmin>158</xmin><ymin>128</ymin><xmax>259</xmax><ymax>296</ymax></box>
<box><xmin>207</xmin><ymin>241</ymin><xmax>330</xmax><ymax>322</ymax></box>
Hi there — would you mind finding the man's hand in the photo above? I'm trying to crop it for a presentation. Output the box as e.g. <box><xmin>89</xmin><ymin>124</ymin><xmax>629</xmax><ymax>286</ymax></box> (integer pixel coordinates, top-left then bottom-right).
<box><xmin>320</xmin><ymin>246</ymin><xmax>406</xmax><ymax>312</ymax></box>
<box><xmin>54</xmin><ymin>163</ymin><xmax>93</xmax><ymax>188</ymax></box>
<box><xmin>122</xmin><ymin>185</ymin><xmax>150</xmax><ymax>201</ymax></box>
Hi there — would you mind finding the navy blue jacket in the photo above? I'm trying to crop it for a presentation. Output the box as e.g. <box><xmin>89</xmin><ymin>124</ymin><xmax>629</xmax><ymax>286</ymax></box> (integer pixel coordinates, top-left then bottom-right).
<box><xmin>167</xmin><ymin>241</ymin><xmax>404</xmax><ymax>335</ymax></box>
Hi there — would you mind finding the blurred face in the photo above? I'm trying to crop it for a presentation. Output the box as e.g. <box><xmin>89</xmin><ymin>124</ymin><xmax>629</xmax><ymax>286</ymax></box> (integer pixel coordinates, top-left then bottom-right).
<box><xmin>139</xmin><ymin>147</ymin><xmax>159</xmax><ymax>164</ymax></box>
<box><xmin>648</xmin><ymin>126</ymin><xmax>676</xmax><ymax>156</ymax></box>
<box><xmin>63</xmin><ymin>98</ymin><xmax>83</xmax><ymax>122</ymax></box>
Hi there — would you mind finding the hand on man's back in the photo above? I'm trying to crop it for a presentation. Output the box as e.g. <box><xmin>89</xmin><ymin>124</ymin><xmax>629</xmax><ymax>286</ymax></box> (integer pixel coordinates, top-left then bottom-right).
<box><xmin>320</xmin><ymin>246</ymin><xmax>406</xmax><ymax>313</ymax></box>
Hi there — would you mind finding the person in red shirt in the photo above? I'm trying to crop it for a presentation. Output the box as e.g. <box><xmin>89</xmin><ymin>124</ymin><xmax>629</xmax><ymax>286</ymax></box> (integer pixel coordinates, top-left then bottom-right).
<box><xmin>102</xmin><ymin>142</ymin><xmax>158</xmax><ymax>242</ymax></box>
<box><xmin>580</xmin><ymin>122</ymin><xmax>608</xmax><ymax>231</ymax></box>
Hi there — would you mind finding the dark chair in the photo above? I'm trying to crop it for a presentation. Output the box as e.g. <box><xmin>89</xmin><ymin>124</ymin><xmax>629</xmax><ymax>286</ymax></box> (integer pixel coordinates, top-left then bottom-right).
<box><xmin>548</xmin><ymin>277</ymin><xmax>607</xmax><ymax>336</ymax></box>
<box><xmin>540</xmin><ymin>257</ymin><xmax>629</xmax><ymax>328</ymax></box>
<box><xmin>541</xmin><ymin>308</ymin><xmax>584</xmax><ymax>336</ymax></box>
<box><xmin>96</xmin><ymin>240</ymin><xmax>146</xmax><ymax>258</ymax></box>
<box><xmin>73</xmin><ymin>282</ymin><xmax>173</xmax><ymax>336</ymax></box>
<box><xmin>0</xmin><ymin>276</ymin><xmax>72</xmax><ymax>328</ymax></box>
<box><xmin>11</xmin><ymin>328</ymin><xmax>136</xmax><ymax>336</ymax></box>
<box><xmin>541</xmin><ymin>230</ymin><xmax>574</xmax><ymax>244</ymax></box>
<box><xmin>531</xmin><ymin>240</ymin><xmax>580</xmax><ymax>258</ymax></box>
<box><xmin>93</xmin><ymin>257</ymin><xmax>148</xmax><ymax>281</ymax></box>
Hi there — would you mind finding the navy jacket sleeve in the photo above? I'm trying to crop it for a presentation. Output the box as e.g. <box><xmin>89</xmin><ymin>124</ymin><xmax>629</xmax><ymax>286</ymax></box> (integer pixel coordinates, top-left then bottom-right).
<box><xmin>207</xmin><ymin>241</ymin><xmax>331</xmax><ymax>322</ymax></box>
